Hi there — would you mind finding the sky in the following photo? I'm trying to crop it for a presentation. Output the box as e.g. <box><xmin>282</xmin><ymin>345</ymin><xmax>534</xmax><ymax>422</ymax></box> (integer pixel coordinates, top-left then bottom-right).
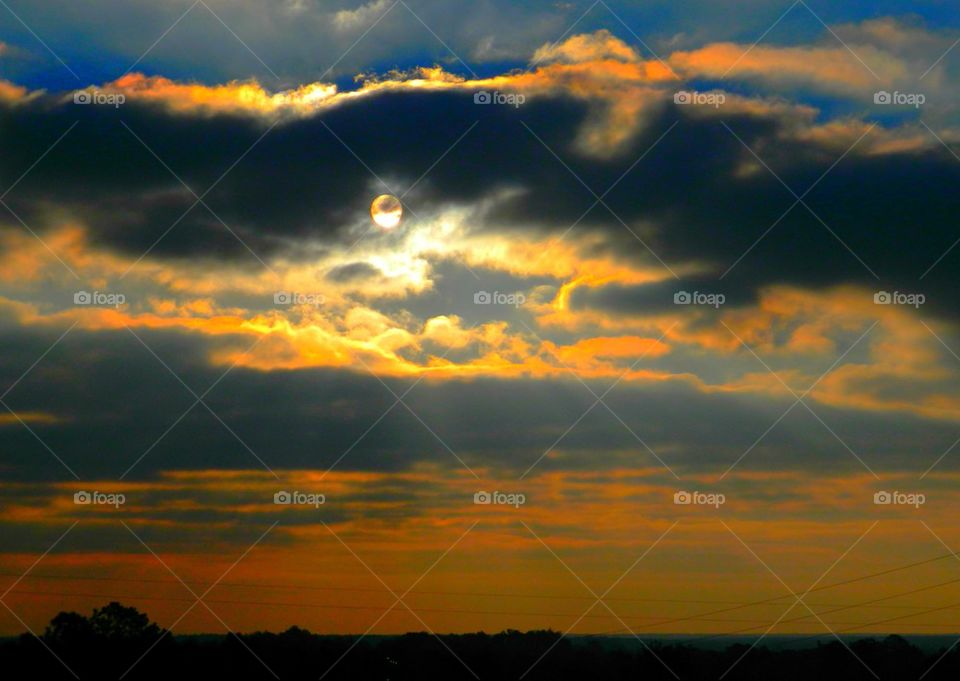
<box><xmin>3</xmin><ymin>0</ymin><xmax>960</xmax><ymax>660</ymax></box>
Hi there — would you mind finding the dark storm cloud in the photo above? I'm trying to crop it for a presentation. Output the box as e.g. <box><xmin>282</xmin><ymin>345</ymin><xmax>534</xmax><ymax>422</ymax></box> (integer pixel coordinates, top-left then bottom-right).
<box><xmin>0</xmin><ymin>89</ymin><xmax>590</xmax><ymax>259</ymax></box>
<box><xmin>0</xmin><ymin>318</ymin><xmax>956</xmax><ymax>486</ymax></box>
<box><xmin>568</xmin><ymin>275</ymin><xmax>759</xmax><ymax>315</ymax></box>
<box><xmin>325</xmin><ymin>261</ymin><xmax>383</xmax><ymax>283</ymax></box>
<box><xmin>3</xmin><ymin>86</ymin><xmax>959</xmax><ymax>317</ymax></box>
<box><xmin>0</xmin><ymin>473</ymin><xmax>455</xmax><ymax>554</ymax></box>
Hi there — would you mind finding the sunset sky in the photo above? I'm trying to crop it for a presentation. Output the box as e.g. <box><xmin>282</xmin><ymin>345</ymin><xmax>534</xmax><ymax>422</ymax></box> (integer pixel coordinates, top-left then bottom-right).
<box><xmin>3</xmin><ymin>0</ymin><xmax>960</xmax><ymax>649</ymax></box>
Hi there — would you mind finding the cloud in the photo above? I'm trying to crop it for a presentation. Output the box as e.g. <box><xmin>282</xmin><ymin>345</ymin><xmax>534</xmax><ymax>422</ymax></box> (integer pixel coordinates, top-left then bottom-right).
<box><xmin>0</xmin><ymin>218</ymin><xmax>958</xmax><ymax>437</ymax></box>
<box><xmin>0</xmin><ymin>411</ymin><xmax>63</xmax><ymax>426</ymax></box>
<box><xmin>2</xmin><ymin>31</ymin><xmax>946</xmax><ymax>271</ymax></box>
<box><xmin>531</xmin><ymin>29</ymin><xmax>644</xmax><ymax>65</ymax></box>
<box><xmin>332</xmin><ymin>0</ymin><xmax>394</xmax><ymax>32</ymax></box>
<box><xmin>93</xmin><ymin>73</ymin><xmax>338</xmax><ymax>117</ymax></box>
<box><xmin>0</xmin><ymin>79</ymin><xmax>36</xmax><ymax>104</ymax></box>
<box><xmin>669</xmin><ymin>42</ymin><xmax>902</xmax><ymax>91</ymax></box>
<box><xmin>0</xmin><ymin>26</ymin><xmax>958</xmax><ymax>496</ymax></box>
<box><xmin>0</xmin><ymin>310</ymin><xmax>955</xmax><ymax>491</ymax></box>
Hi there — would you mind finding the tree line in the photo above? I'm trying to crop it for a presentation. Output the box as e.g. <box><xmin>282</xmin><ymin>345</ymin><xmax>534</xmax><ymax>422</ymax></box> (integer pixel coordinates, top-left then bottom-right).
<box><xmin>2</xmin><ymin>602</ymin><xmax>959</xmax><ymax>680</ymax></box>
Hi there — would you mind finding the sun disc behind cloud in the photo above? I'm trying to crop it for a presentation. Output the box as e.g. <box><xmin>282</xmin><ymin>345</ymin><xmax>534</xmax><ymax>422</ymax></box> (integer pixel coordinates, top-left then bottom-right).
<box><xmin>371</xmin><ymin>194</ymin><xmax>403</xmax><ymax>229</ymax></box>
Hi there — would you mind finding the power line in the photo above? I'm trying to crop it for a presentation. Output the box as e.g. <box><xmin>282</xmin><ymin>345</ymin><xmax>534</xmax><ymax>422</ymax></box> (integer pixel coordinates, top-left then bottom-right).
<box><xmin>587</xmin><ymin>551</ymin><xmax>960</xmax><ymax>638</ymax></box>
<box><xmin>4</xmin><ymin>550</ymin><xmax>960</xmax><ymax>637</ymax></box>
<box><xmin>620</xmin><ymin>575</ymin><xmax>960</xmax><ymax>644</ymax></box>
<box><xmin>0</xmin><ymin>571</ymin><xmax>937</xmax><ymax>611</ymax></box>
<box><xmin>13</xmin><ymin>550</ymin><xmax>960</xmax><ymax>606</ymax></box>
<box><xmin>6</xmin><ymin>588</ymin><xmax>960</xmax><ymax>632</ymax></box>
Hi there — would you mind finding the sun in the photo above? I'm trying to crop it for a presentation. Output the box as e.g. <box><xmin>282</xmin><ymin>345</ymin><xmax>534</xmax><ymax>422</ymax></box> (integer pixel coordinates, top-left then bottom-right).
<box><xmin>370</xmin><ymin>194</ymin><xmax>403</xmax><ymax>229</ymax></box>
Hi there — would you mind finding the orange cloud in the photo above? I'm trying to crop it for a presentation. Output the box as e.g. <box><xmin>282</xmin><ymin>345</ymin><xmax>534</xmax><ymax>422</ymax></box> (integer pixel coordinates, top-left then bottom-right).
<box><xmin>2</xmin><ymin>219</ymin><xmax>958</xmax><ymax>425</ymax></box>
<box><xmin>97</xmin><ymin>73</ymin><xmax>338</xmax><ymax>117</ymax></box>
<box><xmin>0</xmin><ymin>79</ymin><xmax>37</xmax><ymax>104</ymax></box>
<box><xmin>29</xmin><ymin>25</ymin><xmax>942</xmax><ymax>163</ymax></box>
<box><xmin>669</xmin><ymin>42</ymin><xmax>903</xmax><ymax>90</ymax></box>
<box><xmin>0</xmin><ymin>411</ymin><xmax>62</xmax><ymax>426</ymax></box>
<box><xmin>74</xmin><ymin>30</ymin><xmax>667</xmax><ymax>156</ymax></box>
<box><xmin>5</xmin><ymin>465</ymin><xmax>960</xmax><ymax>635</ymax></box>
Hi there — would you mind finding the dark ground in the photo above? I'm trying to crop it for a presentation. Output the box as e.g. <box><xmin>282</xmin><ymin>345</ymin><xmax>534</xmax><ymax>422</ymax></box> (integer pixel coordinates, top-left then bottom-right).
<box><xmin>2</xmin><ymin>602</ymin><xmax>958</xmax><ymax>680</ymax></box>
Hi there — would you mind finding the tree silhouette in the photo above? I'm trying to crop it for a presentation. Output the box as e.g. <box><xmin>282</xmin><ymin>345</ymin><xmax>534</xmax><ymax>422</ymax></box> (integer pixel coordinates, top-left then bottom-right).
<box><xmin>89</xmin><ymin>601</ymin><xmax>163</xmax><ymax>641</ymax></box>
<box><xmin>43</xmin><ymin>610</ymin><xmax>93</xmax><ymax>646</ymax></box>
